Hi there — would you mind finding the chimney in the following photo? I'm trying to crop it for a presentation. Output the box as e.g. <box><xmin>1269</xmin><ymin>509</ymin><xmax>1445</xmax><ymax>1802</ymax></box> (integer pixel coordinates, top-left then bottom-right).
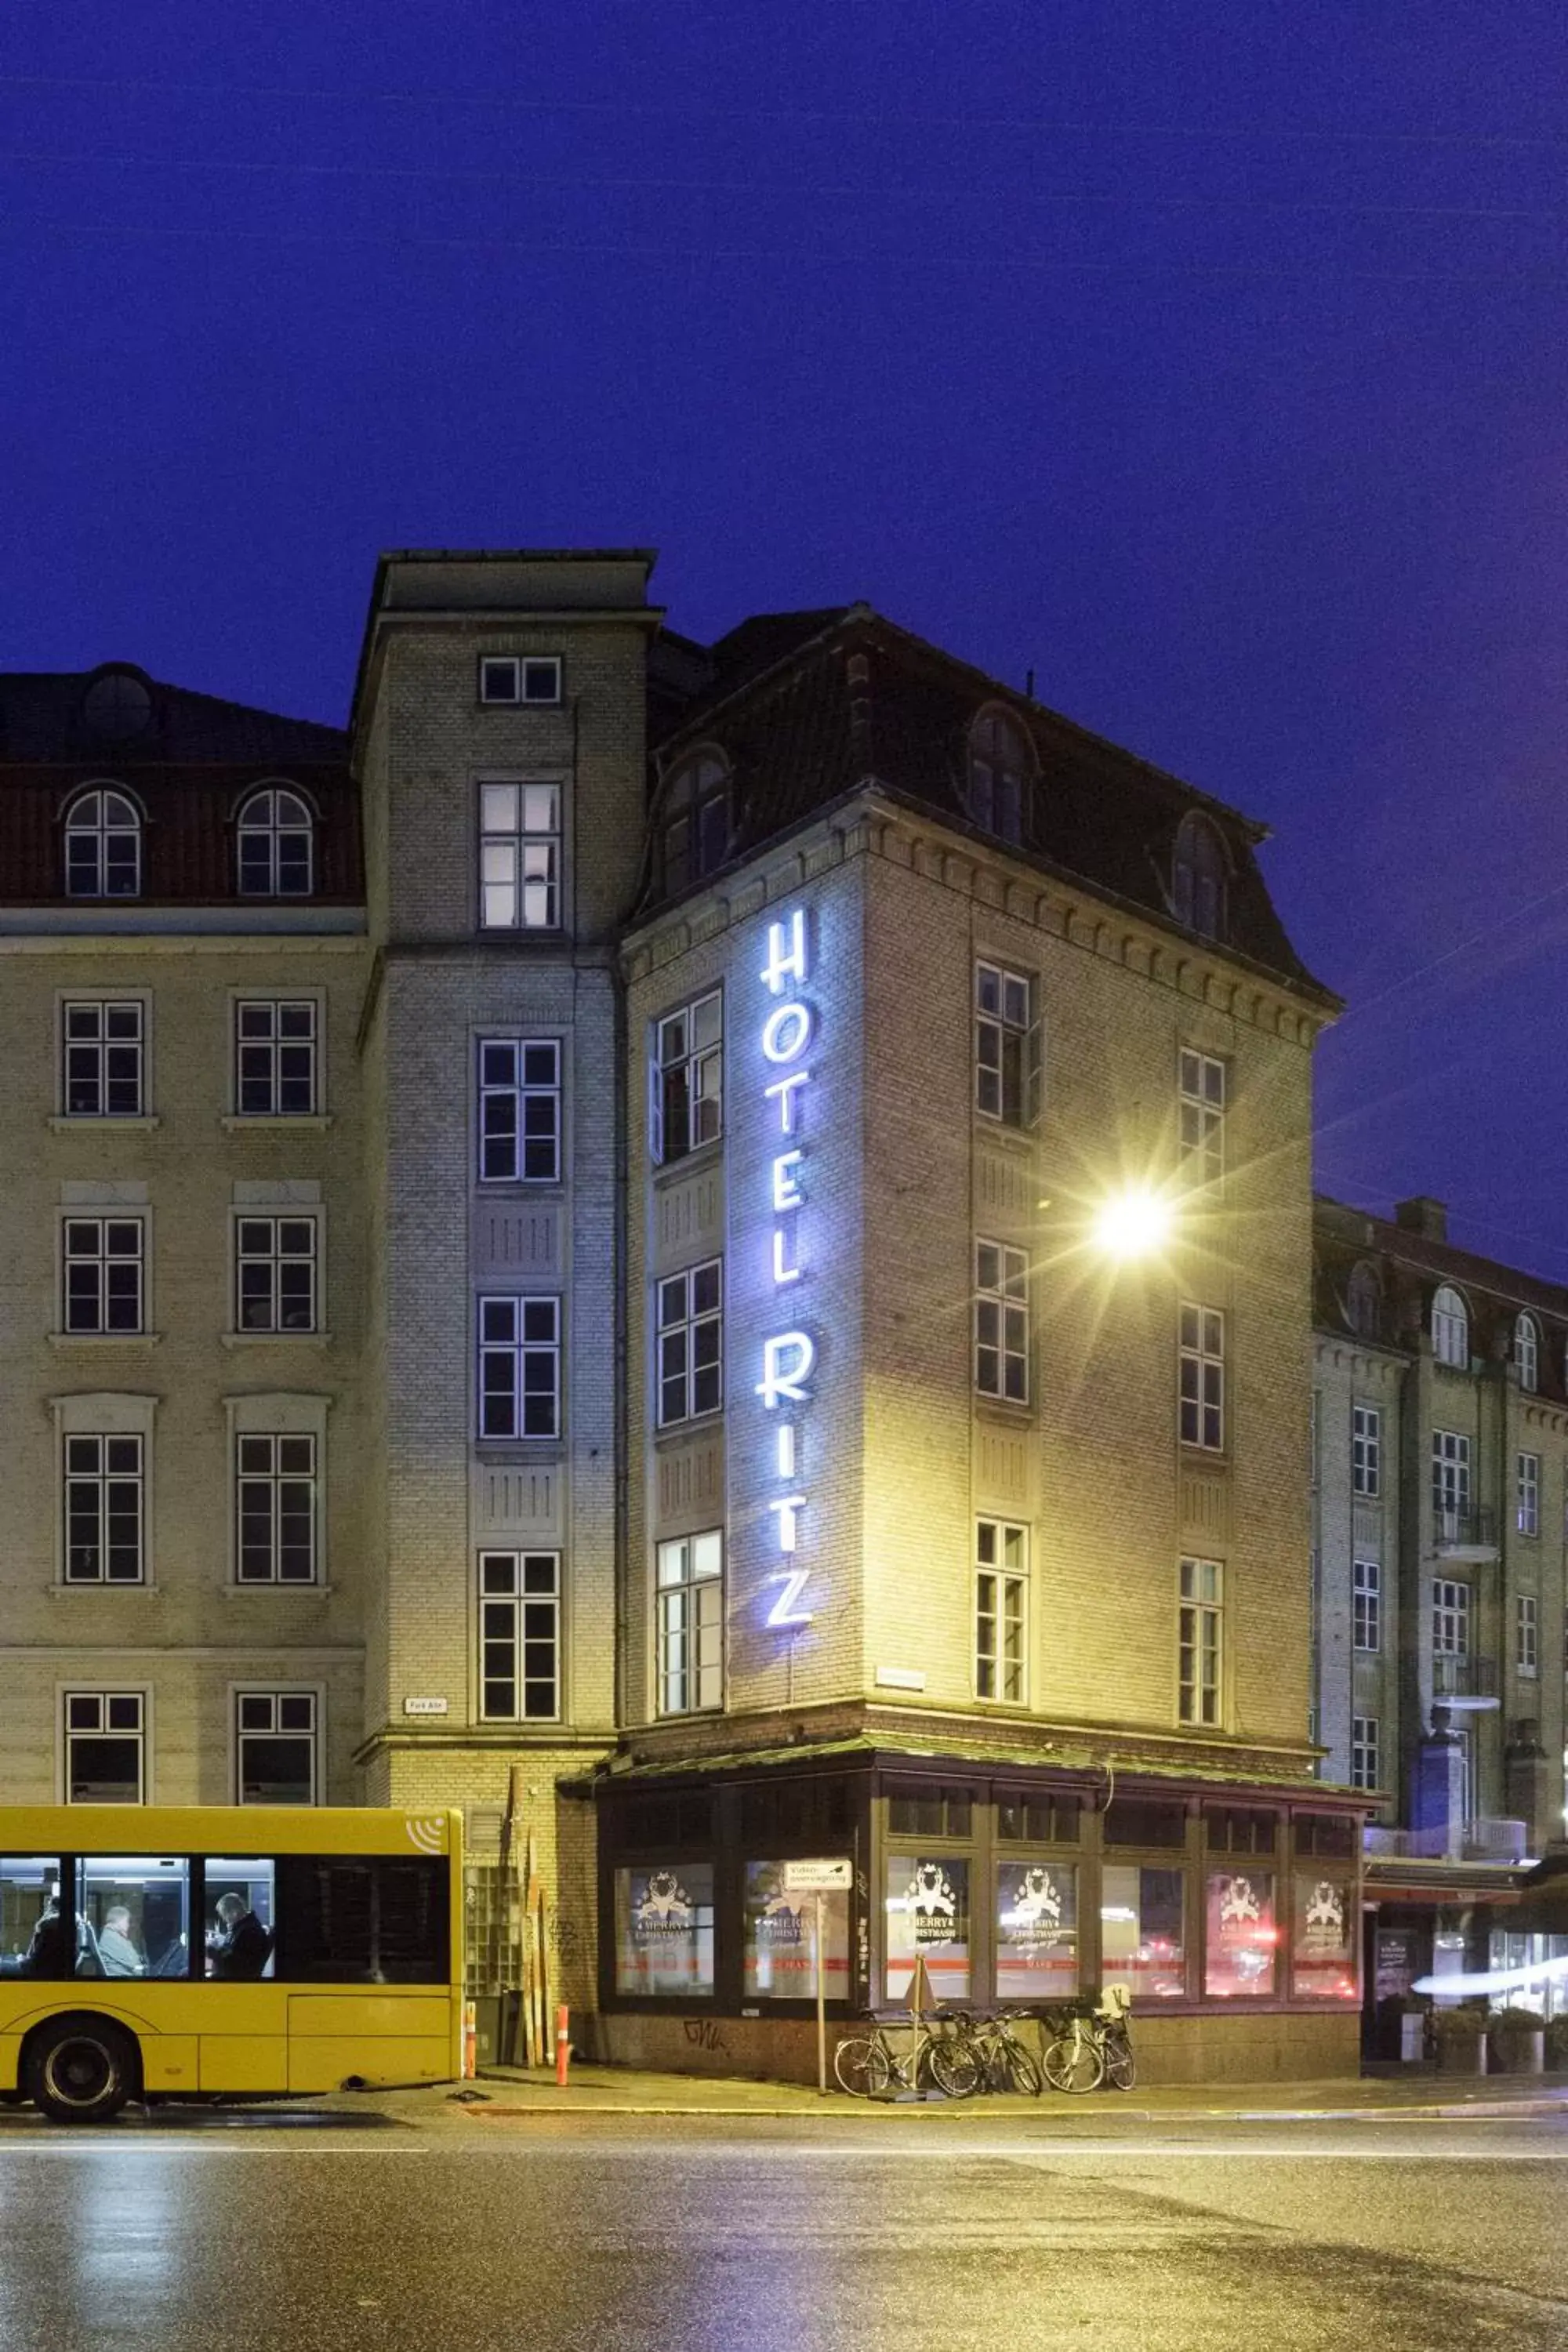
<box><xmin>1395</xmin><ymin>1196</ymin><xmax>1447</xmax><ymax>1242</ymax></box>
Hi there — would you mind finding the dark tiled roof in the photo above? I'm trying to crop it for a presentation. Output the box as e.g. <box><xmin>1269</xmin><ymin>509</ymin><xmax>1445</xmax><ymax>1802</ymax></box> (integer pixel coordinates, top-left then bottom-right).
<box><xmin>648</xmin><ymin>608</ymin><xmax>1333</xmax><ymax>1005</ymax></box>
<box><xmin>0</xmin><ymin>670</ymin><xmax>345</xmax><ymax>764</ymax></box>
<box><xmin>1314</xmin><ymin>1194</ymin><xmax>1568</xmax><ymax>1392</ymax></box>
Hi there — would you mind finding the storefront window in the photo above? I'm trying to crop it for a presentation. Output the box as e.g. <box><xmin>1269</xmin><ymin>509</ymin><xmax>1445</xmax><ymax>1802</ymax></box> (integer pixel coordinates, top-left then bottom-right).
<box><xmin>1204</xmin><ymin>1867</ymin><xmax>1278</xmax><ymax>1997</ymax></box>
<box><xmin>996</xmin><ymin>1860</ymin><xmax>1077</xmax><ymax>2000</ymax></box>
<box><xmin>1101</xmin><ymin>1864</ymin><xmax>1186</xmax><ymax>1998</ymax></box>
<box><xmin>1290</xmin><ymin>1872</ymin><xmax>1357</xmax><ymax>2001</ymax></box>
<box><xmin>884</xmin><ymin>1856</ymin><xmax>969</xmax><ymax>2002</ymax></box>
<box><xmin>614</xmin><ymin>1864</ymin><xmax>714</xmax><ymax>1997</ymax></box>
<box><xmin>742</xmin><ymin>1862</ymin><xmax>850</xmax><ymax>2001</ymax></box>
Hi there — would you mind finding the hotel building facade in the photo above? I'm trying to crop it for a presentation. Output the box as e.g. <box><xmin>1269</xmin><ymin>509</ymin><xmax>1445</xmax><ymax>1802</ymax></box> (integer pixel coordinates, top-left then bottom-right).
<box><xmin>0</xmin><ymin>550</ymin><xmax>1362</xmax><ymax>2080</ymax></box>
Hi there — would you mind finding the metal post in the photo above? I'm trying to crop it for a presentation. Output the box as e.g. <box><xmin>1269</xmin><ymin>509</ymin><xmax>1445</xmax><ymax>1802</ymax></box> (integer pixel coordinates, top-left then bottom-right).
<box><xmin>555</xmin><ymin>2003</ymin><xmax>571</xmax><ymax>2089</ymax></box>
<box><xmin>815</xmin><ymin>1893</ymin><xmax>827</xmax><ymax>2095</ymax></box>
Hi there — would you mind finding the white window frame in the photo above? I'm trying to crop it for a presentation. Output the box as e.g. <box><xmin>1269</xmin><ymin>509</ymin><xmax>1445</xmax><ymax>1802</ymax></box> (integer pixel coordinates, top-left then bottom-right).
<box><xmin>235</xmin><ymin>1432</ymin><xmax>318</xmax><ymax>1584</ymax></box>
<box><xmin>478</xmin><ymin>778</ymin><xmax>561</xmax><ymax>931</ymax></box>
<box><xmin>1431</xmin><ymin>1429</ymin><xmax>1471</xmax><ymax>1538</ymax></box>
<box><xmin>1432</xmin><ymin>1577</ymin><xmax>1472</xmax><ymax>1658</ymax></box>
<box><xmin>224</xmin><ymin>1395</ymin><xmax>328</xmax><ymax>1588</ymax></box>
<box><xmin>974</xmin><ymin>961</ymin><xmax>1041</xmax><ymax>1127</ymax></box>
<box><xmin>1516</xmin><ymin>1593</ymin><xmax>1539</xmax><ymax>1679</ymax></box>
<box><xmin>1432</xmin><ymin>1285</ymin><xmax>1469</xmax><ymax>1370</ymax></box>
<box><xmin>975</xmin><ymin>1519</ymin><xmax>1028</xmax><ymax>1703</ymax></box>
<box><xmin>655</xmin><ymin>1259</ymin><xmax>724</xmax><ymax>1428</ymax></box>
<box><xmin>64</xmin><ymin>786</ymin><xmax>141</xmax><ymax>899</ymax></box>
<box><xmin>1517</xmin><ymin>1451</ymin><xmax>1541</xmax><ymax>1539</ymax></box>
<box><xmin>477</xmin><ymin>1295</ymin><xmax>561</xmax><ymax>1441</ymax></box>
<box><xmin>234</xmin><ymin>1213</ymin><xmax>319</xmax><ymax>1335</ymax></box>
<box><xmin>61</xmin><ymin>1689</ymin><xmax>147</xmax><ymax>1805</ymax></box>
<box><xmin>478</xmin><ymin>655</ymin><xmax>561</xmax><ymax>706</ymax></box>
<box><xmin>477</xmin><ymin>1551</ymin><xmax>562</xmax><ymax>1722</ymax></box>
<box><xmin>59</xmin><ymin>997</ymin><xmax>147</xmax><ymax>1120</ymax></box>
<box><xmin>975</xmin><ymin>1240</ymin><xmax>1029</xmax><ymax>1403</ymax></box>
<box><xmin>61</xmin><ymin>1213</ymin><xmax>146</xmax><ymax>1335</ymax></box>
<box><xmin>1178</xmin><ymin>1556</ymin><xmax>1224</xmax><ymax>1726</ymax></box>
<box><xmin>62</xmin><ymin>1431</ymin><xmax>144</xmax><ymax>1586</ymax></box>
<box><xmin>231</xmin><ymin>997</ymin><xmax>321</xmax><ymax>1119</ymax></box>
<box><xmin>1515</xmin><ymin>1313</ymin><xmax>1541</xmax><ymax>1393</ymax></box>
<box><xmin>52</xmin><ymin>1394</ymin><xmax>158</xmax><ymax>1589</ymax></box>
<box><xmin>1178</xmin><ymin>1302</ymin><xmax>1225</xmax><ymax>1452</ymax></box>
<box><xmin>1352</xmin><ymin>1403</ymin><xmax>1381</xmax><ymax>1498</ymax></box>
<box><xmin>1350</xmin><ymin>1715</ymin><xmax>1380</xmax><ymax>1792</ymax></box>
<box><xmin>650</xmin><ymin>991</ymin><xmax>723</xmax><ymax>1166</ymax></box>
<box><xmin>236</xmin><ymin>785</ymin><xmax>314</xmax><ymax>898</ymax></box>
<box><xmin>655</xmin><ymin>1531</ymin><xmax>724</xmax><ymax>1716</ymax></box>
<box><xmin>1177</xmin><ymin>1047</ymin><xmax>1225</xmax><ymax>1188</ymax></box>
<box><xmin>233</xmin><ymin>1688</ymin><xmax>321</xmax><ymax>1806</ymax></box>
<box><xmin>477</xmin><ymin>1037</ymin><xmax>561</xmax><ymax>1185</ymax></box>
<box><xmin>1352</xmin><ymin>1558</ymin><xmax>1381</xmax><ymax>1653</ymax></box>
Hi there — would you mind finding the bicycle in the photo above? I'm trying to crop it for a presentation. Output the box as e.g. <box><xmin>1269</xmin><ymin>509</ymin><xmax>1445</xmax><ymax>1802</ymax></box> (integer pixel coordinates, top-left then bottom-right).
<box><xmin>1040</xmin><ymin>1987</ymin><xmax>1135</xmax><ymax>2093</ymax></box>
<box><xmin>833</xmin><ymin>2010</ymin><xmax>982</xmax><ymax>2100</ymax></box>
<box><xmin>943</xmin><ymin>2007</ymin><xmax>1044</xmax><ymax>2096</ymax></box>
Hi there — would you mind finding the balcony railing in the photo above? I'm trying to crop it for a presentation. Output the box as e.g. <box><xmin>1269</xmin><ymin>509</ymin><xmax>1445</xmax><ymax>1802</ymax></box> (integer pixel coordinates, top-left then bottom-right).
<box><xmin>1432</xmin><ymin>1653</ymin><xmax>1497</xmax><ymax>1700</ymax></box>
<box><xmin>1432</xmin><ymin>1506</ymin><xmax>1497</xmax><ymax>1550</ymax></box>
<box><xmin>1364</xmin><ymin>1817</ymin><xmax>1527</xmax><ymax>1864</ymax></box>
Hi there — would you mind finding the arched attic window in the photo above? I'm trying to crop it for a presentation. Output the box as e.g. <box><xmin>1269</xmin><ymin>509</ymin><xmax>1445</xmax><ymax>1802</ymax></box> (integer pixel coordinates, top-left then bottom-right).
<box><xmin>1346</xmin><ymin>1261</ymin><xmax>1382</xmax><ymax>1341</ymax></box>
<box><xmin>967</xmin><ymin>707</ymin><xmax>1033</xmax><ymax>848</ymax></box>
<box><xmin>65</xmin><ymin>786</ymin><xmax>142</xmax><ymax>899</ymax></box>
<box><xmin>1514</xmin><ymin>1312</ymin><xmax>1541</xmax><ymax>1393</ymax></box>
<box><xmin>1172</xmin><ymin>812</ymin><xmax>1228</xmax><ymax>942</ymax></box>
<box><xmin>238</xmin><ymin>786</ymin><xmax>314</xmax><ymax>898</ymax></box>
<box><xmin>1432</xmin><ymin>1284</ymin><xmax>1469</xmax><ymax>1370</ymax></box>
<box><xmin>662</xmin><ymin>753</ymin><xmax>731</xmax><ymax>895</ymax></box>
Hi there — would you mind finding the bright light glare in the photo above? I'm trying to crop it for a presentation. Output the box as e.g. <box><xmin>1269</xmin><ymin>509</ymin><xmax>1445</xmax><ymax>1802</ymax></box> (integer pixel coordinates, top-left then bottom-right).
<box><xmin>1093</xmin><ymin>1189</ymin><xmax>1173</xmax><ymax>1259</ymax></box>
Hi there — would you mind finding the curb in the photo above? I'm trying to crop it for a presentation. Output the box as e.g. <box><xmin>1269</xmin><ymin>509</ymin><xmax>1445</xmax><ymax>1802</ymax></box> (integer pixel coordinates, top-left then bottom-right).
<box><xmin>462</xmin><ymin>2092</ymin><xmax>1568</xmax><ymax>2125</ymax></box>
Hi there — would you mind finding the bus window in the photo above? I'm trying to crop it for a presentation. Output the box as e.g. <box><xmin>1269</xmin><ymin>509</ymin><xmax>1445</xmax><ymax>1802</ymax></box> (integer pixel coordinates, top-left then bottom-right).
<box><xmin>204</xmin><ymin>1860</ymin><xmax>276</xmax><ymax>1980</ymax></box>
<box><xmin>80</xmin><ymin>1857</ymin><xmax>191</xmax><ymax>1980</ymax></box>
<box><xmin>275</xmin><ymin>1856</ymin><xmax>448</xmax><ymax>1984</ymax></box>
<box><xmin>0</xmin><ymin>1860</ymin><xmax>69</xmax><ymax>1979</ymax></box>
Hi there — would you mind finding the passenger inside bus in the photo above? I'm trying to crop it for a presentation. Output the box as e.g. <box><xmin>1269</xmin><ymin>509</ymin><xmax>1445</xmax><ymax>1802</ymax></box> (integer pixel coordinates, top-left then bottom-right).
<box><xmin>206</xmin><ymin>1892</ymin><xmax>273</xmax><ymax>1980</ymax></box>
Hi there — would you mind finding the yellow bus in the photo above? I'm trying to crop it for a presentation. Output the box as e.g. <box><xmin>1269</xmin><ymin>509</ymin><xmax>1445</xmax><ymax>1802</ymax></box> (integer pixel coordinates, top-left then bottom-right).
<box><xmin>0</xmin><ymin>1805</ymin><xmax>463</xmax><ymax>2122</ymax></box>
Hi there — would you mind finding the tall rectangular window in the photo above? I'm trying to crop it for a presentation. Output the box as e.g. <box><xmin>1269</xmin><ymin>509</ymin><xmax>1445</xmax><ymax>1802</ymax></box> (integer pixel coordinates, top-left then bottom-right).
<box><xmin>64</xmin><ymin>1693</ymin><xmax>145</xmax><ymax>1804</ymax></box>
<box><xmin>655</xmin><ymin>1260</ymin><xmax>724</xmax><ymax>1426</ymax></box>
<box><xmin>651</xmin><ymin>993</ymin><xmax>722</xmax><ymax>1165</ymax></box>
<box><xmin>234</xmin><ymin>1000</ymin><xmax>318</xmax><ymax>1116</ymax></box>
<box><xmin>1516</xmin><ymin>1451</ymin><xmax>1541</xmax><ymax>1537</ymax></box>
<box><xmin>1178</xmin><ymin>1304</ymin><xmax>1225</xmax><ymax>1450</ymax></box>
<box><xmin>63</xmin><ymin>1218</ymin><xmax>144</xmax><ymax>1334</ymax></box>
<box><xmin>1177</xmin><ymin>1048</ymin><xmax>1225</xmax><ymax>1187</ymax></box>
<box><xmin>477</xmin><ymin>1039</ymin><xmax>561</xmax><ymax>1183</ymax></box>
<box><xmin>62</xmin><ymin>1000</ymin><xmax>144</xmax><ymax>1118</ymax></box>
<box><xmin>1431</xmin><ymin>1430</ymin><xmax>1470</xmax><ymax>1536</ymax></box>
<box><xmin>1178</xmin><ymin>1558</ymin><xmax>1224</xmax><ymax>1726</ymax></box>
<box><xmin>1350</xmin><ymin>1715</ymin><xmax>1380</xmax><ymax>1792</ymax></box>
<box><xmin>1352</xmin><ymin>1403</ymin><xmax>1381</xmax><ymax>1497</ymax></box>
<box><xmin>478</xmin><ymin>1552</ymin><xmax>561</xmax><ymax>1721</ymax></box>
<box><xmin>478</xmin><ymin>1296</ymin><xmax>561</xmax><ymax>1439</ymax></box>
<box><xmin>975</xmin><ymin>1240</ymin><xmax>1029</xmax><ymax>1403</ymax></box>
<box><xmin>1516</xmin><ymin>1593</ymin><xmax>1539</xmax><ymax>1677</ymax></box>
<box><xmin>1352</xmin><ymin>1558</ymin><xmax>1381</xmax><ymax>1653</ymax></box>
<box><xmin>236</xmin><ymin>1692</ymin><xmax>318</xmax><ymax>1806</ymax></box>
<box><xmin>235</xmin><ymin>1217</ymin><xmax>318</xmax><ymax>1334</ymax></box>
<box><xmin>1432</xmin><ymin>1577</ymin><xmax>1471</xmax><ymax>1657</ymax></box>
<box><xmin>975</xmin><ymin>1519</ymin><xmax>1027</xmax><ymax>1702</ymax></box>
<box><xmin>479</xmin><ymin>780</ymin><xmax>560</xmax><ymax>929</ymax></box>
<box><xmin>64</xmin><ymin>1435</ymin><xmax>143</xmax><ymax>1584</ymax></box>
<box><xmin>236</xmin><ymin>1435</ymin><xmax>318</xmax><ymax>1584</ymax></box>
<box><xmin>656</xmin><ymin>1532</ymin><xmax>724</xmax><ymax>1715</ymax></box>
<box><xmin>975</xmin><ymin>963</ymin><xmax>1040</xmax><ymax>1127</ymax></box>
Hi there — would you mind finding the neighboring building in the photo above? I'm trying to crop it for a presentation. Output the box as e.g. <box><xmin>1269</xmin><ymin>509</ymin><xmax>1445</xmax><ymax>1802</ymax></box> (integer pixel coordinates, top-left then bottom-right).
<box><xmin>0</xmin><ymin>554</ymin><xmax>1359</xmax><ymax>2083</ymax></box>
<box><xmin>1313</xmin><ymin>1194</ymin><xmax>1568</xmax><ymax>2013</ymax></box>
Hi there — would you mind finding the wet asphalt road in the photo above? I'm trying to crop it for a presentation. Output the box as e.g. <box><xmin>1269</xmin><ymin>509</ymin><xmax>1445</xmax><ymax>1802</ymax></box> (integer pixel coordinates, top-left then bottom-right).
<box><xmin>2</xmin><ymin>2107</ymin><xmax>1566</xmax><ymax>2350</ymax></box>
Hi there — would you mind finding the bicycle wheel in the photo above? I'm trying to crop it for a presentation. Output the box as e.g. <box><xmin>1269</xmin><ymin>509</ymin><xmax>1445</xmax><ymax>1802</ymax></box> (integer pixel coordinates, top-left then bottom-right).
<box><xmin>1001</xmin><ymin>2037</ymin><xmax>1044</xmax><ymax>2097</ymax></box>
<box><xmin>1102</xmin><ymin>2030</ymin><xmax>1136</xmax><ymax>2092</ymax></box>
<box><xmin>925</xmin><ymin>2034</ymin><xmax>982</xmax><ymax>2100</ymax></box>
<box><xmin>1042</xmin><ymin>2031</ymin><xmax>1105</xmax><ymax>2094</ymax></box>
<box><xmin>833</xmin><ymin>2036</ymin><xmax>891</xmax><ymax>2097</ymax></box>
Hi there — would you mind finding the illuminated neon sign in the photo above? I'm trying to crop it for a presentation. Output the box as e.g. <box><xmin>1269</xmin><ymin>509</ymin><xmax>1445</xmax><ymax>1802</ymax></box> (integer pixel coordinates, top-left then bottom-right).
<box><xmin>756</xmin><ymin>906</ymin><xmax>816</xmax><ymax>1628</ymax></box>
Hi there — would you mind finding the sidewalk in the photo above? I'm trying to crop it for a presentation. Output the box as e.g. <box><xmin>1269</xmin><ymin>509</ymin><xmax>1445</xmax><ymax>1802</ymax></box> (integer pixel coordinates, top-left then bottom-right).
<box><xmin>472</xmin><ymin>2060</ymin><xmax>1568</xmax><ymax>2122</ymax></box>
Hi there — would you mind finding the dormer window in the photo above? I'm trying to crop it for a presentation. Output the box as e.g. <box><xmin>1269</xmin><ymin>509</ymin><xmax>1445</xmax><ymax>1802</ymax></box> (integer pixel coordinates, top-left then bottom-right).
<box><xmin>238</xmin><ymin>787</ymin><xmax>314</xmax><ymax>898</ymax></box>
<box><xmin>967</xmin><ymin>709</ymin><xmax>1033</xmax><ymax>848</ymax></box>
<box><xmin>65</xmin><ymin>788</ymin><xmax>142</xmax><ymax>899</ymax></box>
<box><xmin>1515</xmin><ymin>1312</ymin><xmax>1540</xmax><ymax>1393</ymax></box>
<box><xmin>1346</xmin><ymin>1261</ymin><xmax>1382</xmax><ymax>1341</ymax></box>
<box><xmin>479</xmin><ymin>656</ymin><xmax>562</xmax><ymax>706</ymax></box>
<box><xmin>1172</xmin><ymin>813</ymin><xmax>1227</xmax><ymax>941</ymax></box>
<box><xmin>1432</xmin><ymin>1284</ymin><xmax>1469</xmax><ymax>1370</ymax></box>
<box><xmin>662</xmin><ymin>753</ymin><xmax>731</xmax><ymax>895</ymax></box>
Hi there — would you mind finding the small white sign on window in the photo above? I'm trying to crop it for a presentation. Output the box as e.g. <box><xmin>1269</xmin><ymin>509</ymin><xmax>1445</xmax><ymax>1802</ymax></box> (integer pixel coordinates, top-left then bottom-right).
<box><xmin>782</xmin><ymin>1858</ymin><xmax>853</xmax><ymax>1893</ymax></box>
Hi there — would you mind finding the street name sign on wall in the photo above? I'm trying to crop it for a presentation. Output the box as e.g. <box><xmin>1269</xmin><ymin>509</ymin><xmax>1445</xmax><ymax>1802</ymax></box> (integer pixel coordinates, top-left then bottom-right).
<box><xmin>402</xmin><ymin>1697</ymin><xmax>450</xmax><ymax>1716</ymax></box>
<box><xmin>782</xmin><ymin>1858</ymin><xmax>852</xmax><ymax>1893</ymax></box>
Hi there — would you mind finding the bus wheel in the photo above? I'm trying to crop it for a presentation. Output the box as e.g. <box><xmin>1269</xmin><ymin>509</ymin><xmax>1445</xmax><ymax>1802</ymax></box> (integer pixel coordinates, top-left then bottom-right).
<box><xmin>26</xmin><ymin>2017</ymin><xmax>138</xmax><ymax>2125</ymax></box>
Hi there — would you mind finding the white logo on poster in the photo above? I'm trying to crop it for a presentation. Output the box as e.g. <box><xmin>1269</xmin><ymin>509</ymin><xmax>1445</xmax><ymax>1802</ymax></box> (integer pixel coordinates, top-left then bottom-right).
<box><xmin>758</xmin><ymin>1890</ymin><xmax>804</xmax><ymax>1944</ymax></box>
<box><xmin>1305</xmin><ymin>1880</ymin><xmax>1345</xmax><ymax>1935</ymax></box>
<box><xmin>1219</xmin><ymin>1875</ymin><xmax>1261</xmax><ymax>1930</ymax></box>
<box><xmin>907</xmin><ymin>1863</ymin><xmax>959</xmax><ymax>1944</ymax></box>
<box><xmin>1007</xmin><ymin>1866</ymin><xmax>1062</xmax><ymax>1934</ymax></box>
<box><xmin>635</xmin><ymin>1871</ymin><xmax>693</xmax><ymax>1934</ymax></box>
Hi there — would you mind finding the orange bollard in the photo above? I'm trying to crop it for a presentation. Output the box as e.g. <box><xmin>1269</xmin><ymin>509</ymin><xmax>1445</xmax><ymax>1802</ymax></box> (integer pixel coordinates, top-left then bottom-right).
<box><xmin>555</xmin><ymin>2003</ymin><xmax>571</xmax><ymax>2088</ymax></box>
<box><xmin>463</xmin><ymin>1999</ymin><xmax>477</xmax><ymax>2079</ymax></box>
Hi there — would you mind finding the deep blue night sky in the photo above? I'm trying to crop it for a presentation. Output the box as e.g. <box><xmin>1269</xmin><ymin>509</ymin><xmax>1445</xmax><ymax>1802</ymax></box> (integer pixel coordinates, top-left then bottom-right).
<box><xmin>4</xmin><ymin>4</ymin><xmax>1567</xmax><ymax>1269</ymax></box>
